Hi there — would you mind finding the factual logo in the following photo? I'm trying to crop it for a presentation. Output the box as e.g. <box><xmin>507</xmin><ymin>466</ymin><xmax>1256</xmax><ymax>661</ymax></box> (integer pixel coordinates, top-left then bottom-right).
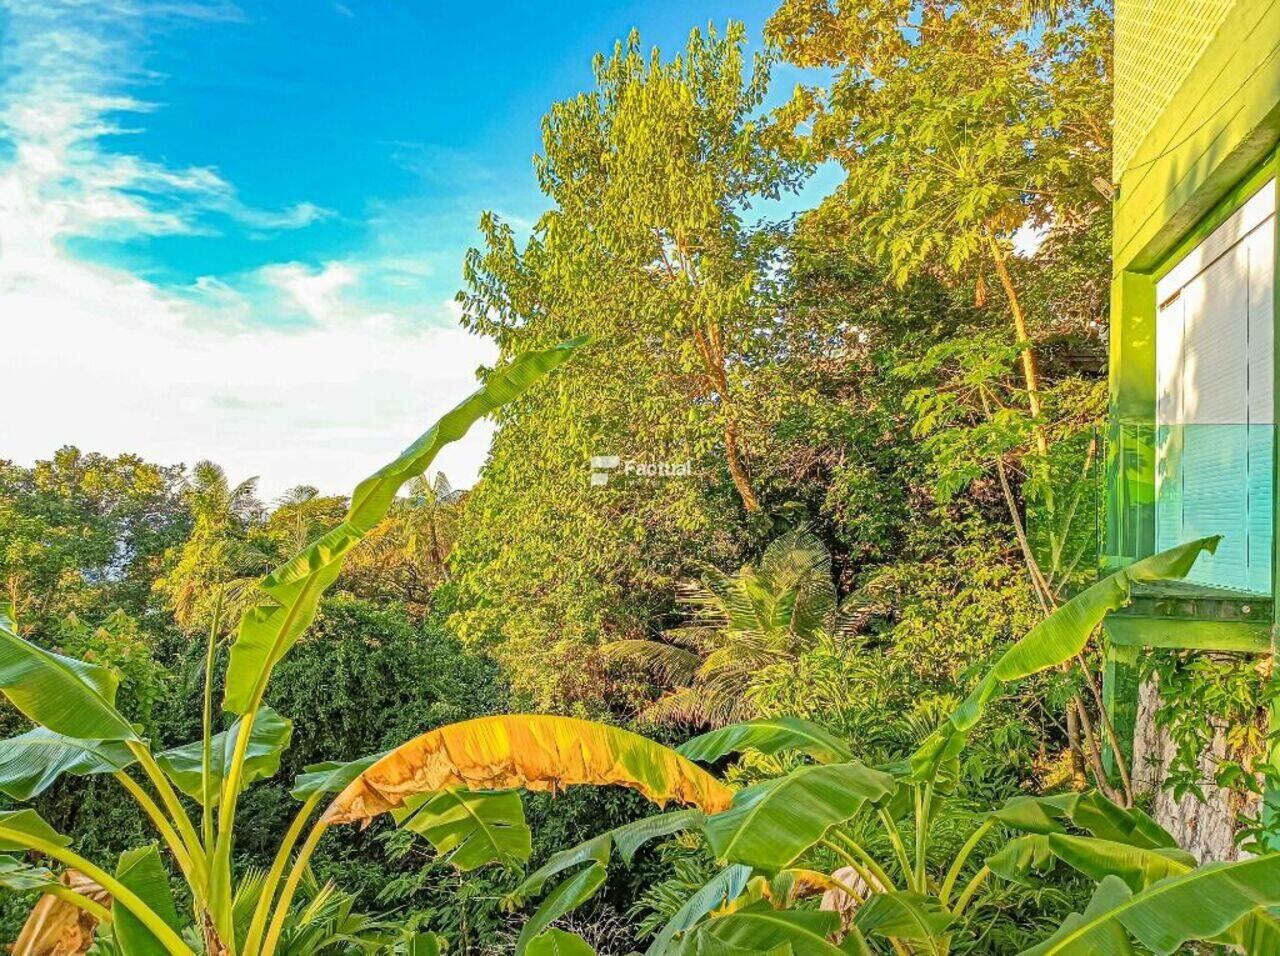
<box><xmin>590</xmin><ymin>455</ymin><xmax>692</xmax><ymax>487</ymax></box>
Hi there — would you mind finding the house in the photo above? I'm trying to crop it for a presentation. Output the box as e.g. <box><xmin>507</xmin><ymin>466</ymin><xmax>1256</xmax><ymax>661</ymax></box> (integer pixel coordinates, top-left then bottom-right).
<box><xmin>1102</xmin><ymin>0</ymin><xmax>1280</xmax><ymax>854</ymax></box>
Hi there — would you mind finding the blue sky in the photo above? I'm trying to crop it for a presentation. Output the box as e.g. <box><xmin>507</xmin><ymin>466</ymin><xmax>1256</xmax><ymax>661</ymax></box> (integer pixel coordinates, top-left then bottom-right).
<box><xmin>0</xmin><ymin>0</ymin><xmax>830</xmax><ymax>499</ymax></box>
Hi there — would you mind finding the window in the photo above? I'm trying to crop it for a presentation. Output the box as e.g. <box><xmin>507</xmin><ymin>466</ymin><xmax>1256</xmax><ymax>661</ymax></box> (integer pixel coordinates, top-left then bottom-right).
<box><xmin>1155</xmin><ymin>179</ymin><xmax>1275</xmax><ymax>593</ymax></box>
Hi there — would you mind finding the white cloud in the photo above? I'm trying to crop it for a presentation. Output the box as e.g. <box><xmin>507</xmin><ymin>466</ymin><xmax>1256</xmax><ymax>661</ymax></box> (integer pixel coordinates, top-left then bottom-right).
<box><xmin>0</xmin><ymin>0</ymin><xmax>499</xmax><ymax>500</ymax></box>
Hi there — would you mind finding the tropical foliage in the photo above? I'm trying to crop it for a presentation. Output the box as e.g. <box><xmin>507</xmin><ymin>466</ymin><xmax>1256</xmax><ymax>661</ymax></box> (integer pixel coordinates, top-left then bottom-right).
<box><xmin>4</xmin><ymin>0</ymin><xmax>1276</xmax><ymax>953</ymax></box>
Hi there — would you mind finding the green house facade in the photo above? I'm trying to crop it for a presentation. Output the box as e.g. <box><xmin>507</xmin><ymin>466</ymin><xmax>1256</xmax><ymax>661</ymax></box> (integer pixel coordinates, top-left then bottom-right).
<box><xmin>1102</xmin><ymin>0</ymin><xmax>1280</xmax><ymax>841</ymax></box>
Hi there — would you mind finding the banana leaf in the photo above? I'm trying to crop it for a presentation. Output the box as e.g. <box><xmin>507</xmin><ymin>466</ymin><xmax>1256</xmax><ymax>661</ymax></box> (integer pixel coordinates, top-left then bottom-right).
<box><xmin>223</xmin><ymin>338</ymin><xmax>587</xmax><ymax>715</ymax></box>
<box><xmin>991</xmin><ymin>791</ymin><xmax>1177</xmax><ymax>848</ymax></box>
<box><xmin>703</xmin><ymin>762</ymin><xmax>895</xmax><ymax>870</ymax></box>
<box><xmin>0</xmin><ymin>808</ymin><xmax>71</xmax><ymax>851</ymax></box>
<box><xmin>679</xmin><ymin>718</ymin><xmax>852</xmax><ymax>765</ymax></box>
<box><xmin>290</xmin><ymin>751</ymin><xmax>386</xmax><ymax>801</ymax></box>
<box><xmin>911</xmin><ymin>537</ymin><xmax>1218</xmax><ymax>782</ymax></box>
<box><xmin>674</xmin><ymin>902</ymin><xmax>868</xmax><ymax>955</ymax></box>
<box><xmin>525</xmin><ymin>929</ymin><xmax>595</xmax><ymax>955</ymax></box>
<box><xmin>853</xmin><ymin>891</ymin><xmax>954</xmax><ymax>953</ymax></box>
<box><xmin>0</xmin><ymin>728</ymin><xmax>135</xmax><ymax>800</ymax></box>
<box><xmin>515</xmin><ymin>863</ymin><xmax>605</xmax><ymax>955</ymax></box>
<box><xmin>155</xmin><ymin>706</ymin><xmax>292</xmax><ymax>806</ymax></box>
<box><xmin>0</xmin><ymin>602</ymin><xmax>137</xmax><ymax>742</ymax></box>
<box><xmin>112</xmin><ymin>844</ymin><xmax>183</xmax><ymax>956</ymax></box>
<box><xmin>0</xmin><ymin>855</ymin><xmax>58</xmax><ymax>892</ymax></box>
<box><xmin>645</xmin><ymin>865</ymin><xmax>753</xmax><ymax>956</ymax></box>
<box><xmin>510</xmin><ymin>808</ymin><xmax>702</xmax><ymax>905</ymax></box>
<box><xmin>322</xmin><ymin>714</ymin><xmax>732</xmax><ymax>824</ymax></box>
<box><xmin>1021</xmin><ymin>857</ymin><xmax>1280</xmax><ymax>955</ymax></box>
<box><xmin>393</xmin><ymin>788</ymin><xmax>531</xmax><ymax>871</ymax></box>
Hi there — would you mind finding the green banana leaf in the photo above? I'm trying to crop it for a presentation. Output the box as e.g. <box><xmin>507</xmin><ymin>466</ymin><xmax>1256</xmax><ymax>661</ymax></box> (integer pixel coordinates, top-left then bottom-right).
<box><xmin>0</xmin><ymin>808</ymin><xmax>71</xmax><ymax>851</ymax></box>
<box><xmin>992</xmin><ymin>793</ymin><xmax>1156</xmax><ymax>845</ymax></box>
<box><xmin>645</xmin><ymin>865</ymin><xmax>753</xmax><ymax>956</ymax></box>
<box><xmin>289</xmin><ymin>751</ymin><xmax>386</xmax><ymax>801</ymax></box>
<box><xmin>155</xmin><ymin>706</ymin><xmax>292</xmax><ymax>806</ymax></box>
<box><xmin>853</xmin><ymin>891</ymin><xmax>955</xmax><ymax>953</ymax></box>
<box><xmin>612</xmin><ymin>808</ymin><xmax>705</xmax><ymax>862</ymax></box>
<box><xmin>394</xmin><ymin>788</ymin><xmax>531</xmax><ymax>871</ymax></box>
<box><xmin>525</xmin><ymin>929</ymin><xmax>595</xmax><ymax>955</ymax></box>
<box><xmin>515</xmin><ymin>863</ymin><xmax>606</xmax><ymax>955</ymax></box>
<box><xmin>0</xmin><ymin>854</ymin><xmax>58</xmax><ymax>892</ymax></box>
<box><xmin>703</xmin><ymin>762</ymin><xmax>895</xmax><ymax>870</ymax></box>
<box><xmin>1021</xmin><ymin>857</ymin><xmax>1280</xmax><ymax>955</ymax></box>
<box><xmin>0</xmin><ymin>602</ymin><xmax>138</xmax><ymax>742</ymax></box>
<box><xmin>222</xmin><ymin>337</ymin><xmax>586</xmax><ymax>715</ymax></box>
<box><xmin>987</xmin><ymin>833</ymin><xmax>1193</xmax><ymax>891</ymax></box>
<box><xmin>1022</xmin><ymin>876</ymin><xmax>1136</xmax><ymax>955</ymax></box>
<box><xmin>0</xmin><ymin>728</ymin><xmax>135</xmax><ymax>800</ymax></box>
<box><xmin>678</xmin><ymin>718</ymin><xmax>853</xmax><ymax>765</ymax></box>
<box><xmin>1046</xmin><ymin>834</ymin><xmax>1195</xmax><ymax>891</ymax></box>
<box><xmin>991</xmin><ymin>791</ymin><xmax>1176</xmax><ymax>848</ymax></box>
<box><xmin>987</xmin><ymin>834</ymin><xmax>1055</xmax><ymax>885</ymax></box>
<box><xmin>911</xmin><ymin>537</ymin><xmax>1218</xmax><ymax>781</ymax></box>
<box><xmin>509</xmin><ymin>809</ymin><xmax>702</xmax><ymax>905</ymax></box>
<box><xmin>510</xmin><ymin>832</ymin><xmax>611</xmax><ymax>905</ymax></box>
<box><xmin>112</xmin><ymin>844</ymin><xmax>184</xmax><ymax>956</ymax></box>
<box><xmin>674</xmin><ymin>902</ymin><xmax>867</xmax><ymax>955</ymax></box>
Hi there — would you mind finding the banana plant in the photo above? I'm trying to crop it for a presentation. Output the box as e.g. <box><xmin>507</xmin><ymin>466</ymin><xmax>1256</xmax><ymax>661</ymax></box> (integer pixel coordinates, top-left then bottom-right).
<box><xmin>495</xmin><ymin>535</ymin><xmax>1280</xmax><ymax>953</ymax></box>
<box><xmin>0</xmin><ymin>338</ymin><xmax>727</xmax><ymax>956</ymax></box>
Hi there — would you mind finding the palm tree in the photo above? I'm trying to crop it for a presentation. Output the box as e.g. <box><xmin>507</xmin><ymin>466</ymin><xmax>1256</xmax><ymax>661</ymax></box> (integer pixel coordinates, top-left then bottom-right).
<box><xmin>605</xmin><ymin>525</ymin><xmax>864</xmax><ymax>727</ymax></box>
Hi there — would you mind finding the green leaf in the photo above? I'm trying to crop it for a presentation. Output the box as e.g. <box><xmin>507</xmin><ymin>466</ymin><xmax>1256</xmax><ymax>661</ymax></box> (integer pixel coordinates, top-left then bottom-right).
<box><xmin>525</xmin><ymin>929</ymin><xmax>596</xmax><ymax>956</ymax></box>
<box><xmin>1045</xmin><ymin>833</ymin><xmax>1195</xmax><ymax>892</ymax></box>
<box><xmin>0</xmin><ymin>854</ymin><xmax>58</xmax><ymax>892</ymax></box>
<box><xmin>0</xmin><ymin>728</ymin><xmax>135</xmax><ymax>800</ymax></box>
<box><xmin>0</xmin><ymin>808</ymin><xmax>71</xmax><ymax>851</ymax></box>
<box><xmin>155</xmin><ymin>706</ymin><xmax>292</xmax><ymax>806</ymax></box>
<box><xmin>612</xmin><ymin>808</ymin><xmax>704</xmax><ymax>863</ymax></box>
<box><xmin>395</xmin><ymin>788</ymin><xmax>531</xmax><ymax>871</ymax></box>
<box><xmin>515</xmin><ymin>863</ymin><xmax>606</xmax><ymax>955</ymax></box>
<box><xmin>1021</xmin><ymin>876</ymin><xmax>1136</xmax><ymax>955</ymax></box>
<box><xmin>289</xmin><ymin>751</ymin><xmax>386</xmax><ymax>801</ymax></box>
<box><xmin>992</xmin><ymin>791</ymin><xmax>1177</xmax><ymax>848</ymax></box>
<box><xmin>507</xmin><ymin>808</ymin><xmax>702</xmax><ymax>909</ymax></box>
<box><xmin>222</xmin><ymin>338</ymin><xmax>587</xmax><ymax>715</ymax></box>
<box><xmin>703</xmin><ymin>762</ymin><xmax>895</xmax><ymax>869</ymax></box>
<box><xmin>911</xmin><ymin>537</ymin><xmax>1218</xmax><ymax>781</ymax></box>
<box><xmin>645</xmin><ymin>865</ymin><xmax>753</xmax><ymax>956</ymax></box>
<box><xmin>674</xmin><ymin>902</ymin><xmax>857</xmax><ymax>955</ymax></box>
<box><xmin>0</xmin><ymin>603</ymin><xmax>138</xmax><ymax>741</ymax></box>
<box><xmin>113</xmin><ymin>844</ymin><xmax>182</xmax><ymax>956</ymax></box>
<box><xmin>679</xmin><ymin>718</ymin><xmax>853</xmax><ymax>765</ymax></box>
<box><xmin>1021</xmin><ymin>857</ymin><xmax>1280</xmax><ymax>955</ymax></box>
<box><xmin>853</xmin><ymin>892</ymin><xmax>955</xmax><ymax>953</ymax></box>
<box><xmin>401</xmin><ymin>933</ymin><xmax>446</xmax><ymax>956</ymax></box>
<box><xmin>987</xmin><ymin>834</ymin><xmax>1054</xmax><ymax>884</ymax></box>
<box><xmin>511</xmin><ymin>832</ymin><xmax>612</xmax><ymax>903</ymax></box>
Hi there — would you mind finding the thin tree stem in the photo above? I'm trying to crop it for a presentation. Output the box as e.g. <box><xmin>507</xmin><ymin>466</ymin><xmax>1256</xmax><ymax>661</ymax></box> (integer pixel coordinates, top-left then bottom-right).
<box><xmin>202</xmin><ymin>589</ymin><xmax>225</xmax><ymax>850</ymax></box>
<box><xmin>877</xmin><ymin>805</ymin><xmax>914</xmax><ymax>885</ymax></box>
<box><xmin>241</xmin><ymin>793</ymin><xmax>322</xmax><ymax>956</ymax></box>
<box><xmin>260</xmin><ymin>818</ymin><xmax>330</xmax><ymax>956</ymax></box>
<box><xmin>940</xmin><ymin>818</ymin><xmax>994</xmax><ymax>906</ymax></box>
<box><xmin>126</xmin><ymin>743</ymin><xmax>205</xmax><ymax>881</ymax></box>
<box><xmin>113</xmin><ymin>771</ymin><xmax>196</xmax><ymax>881</ymax></box>
<box><xmin>953</xmin><ymin>865</ymin><xmax>991</xmax><ymax>916</ymax></box>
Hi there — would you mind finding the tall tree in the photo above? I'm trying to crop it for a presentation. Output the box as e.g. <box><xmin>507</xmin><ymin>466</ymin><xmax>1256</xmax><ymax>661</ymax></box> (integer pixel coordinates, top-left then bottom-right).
<box><xmin>450</xmin><ymin>24</ymin><xmax>803</xmax><ymax>704</ymax></box>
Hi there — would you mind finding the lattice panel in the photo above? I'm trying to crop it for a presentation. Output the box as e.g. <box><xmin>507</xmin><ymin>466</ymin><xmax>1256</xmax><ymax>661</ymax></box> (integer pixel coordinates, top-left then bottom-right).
<box><xmin>1114</xmin><ymin>0</ymin><xmax>1236</xmax><ymax>178</ymax></box>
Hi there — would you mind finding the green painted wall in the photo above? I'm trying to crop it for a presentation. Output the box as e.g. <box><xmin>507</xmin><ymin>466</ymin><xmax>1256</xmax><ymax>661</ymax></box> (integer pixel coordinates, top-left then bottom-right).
<box><xmin>1103</xmin><ymin>1</ymin><xmax>1280</xmax><ymax>792</ymax></box>
<box><xmin>1107</xmin><ymin>0</ymin><xmax>1280</xmax><ymax>571</ymax></box>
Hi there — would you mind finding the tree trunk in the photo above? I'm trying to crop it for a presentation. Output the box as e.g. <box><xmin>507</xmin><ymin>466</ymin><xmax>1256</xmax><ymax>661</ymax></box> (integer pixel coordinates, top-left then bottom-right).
<box><xmin>724</xmin><ymin>417</ymin><xmax>761</xmax><ymax>513</ymax></box>
<box><xmin>1131</xmin><ymin>676</ymin><xmax>1252</xmax><ymax>861</ymax></box>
